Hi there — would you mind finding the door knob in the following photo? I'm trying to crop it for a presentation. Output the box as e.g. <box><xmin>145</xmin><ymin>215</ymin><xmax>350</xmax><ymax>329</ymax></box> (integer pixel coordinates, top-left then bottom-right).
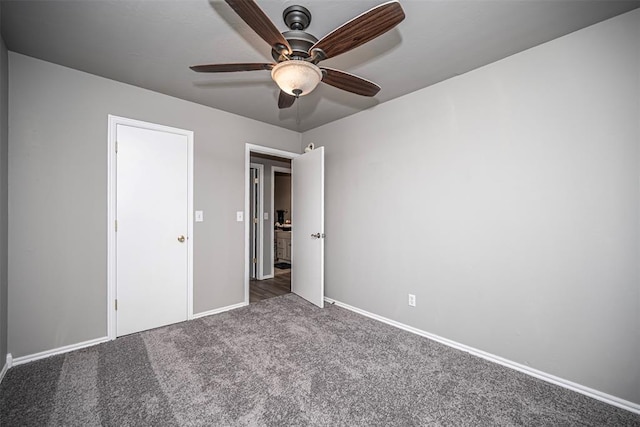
<box><xmin>311</xmin><ymin>233</ymin><xmax>324</xmax><ymax>239</ymax></box>
<box><xmin>177</xmin><ymin>235</ymin><xmax>186</xmax><ymax>243</ymax></box>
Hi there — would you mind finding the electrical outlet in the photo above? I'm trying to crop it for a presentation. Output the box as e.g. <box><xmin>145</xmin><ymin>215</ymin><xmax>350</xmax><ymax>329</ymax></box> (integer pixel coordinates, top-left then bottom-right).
<box><xmin>408</xmin><ymin>294</ymin><xmax>416</xmax><ymax>307</ymax></box>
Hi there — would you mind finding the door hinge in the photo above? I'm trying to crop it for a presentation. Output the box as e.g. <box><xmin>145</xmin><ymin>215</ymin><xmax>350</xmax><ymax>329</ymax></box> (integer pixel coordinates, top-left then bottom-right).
<box><xmin>115</xmin><ymin>141</ymin><xmax>118</xmax><ymax>153</ymax></box>
<box><xmin>115</xmin><ymin>299</ymin><xmax>118</xmax><ymax>310</ymax></box>
<box><xmin>253</xmin><ymin>257</ymin><xmax>257</xmax><ymax>264</ymax></box>
<box><xmin>253</xmin><ymin>217</ymin><xmax>259</xmax><ymax>224</ymax></box>
<box><xmin>253</xmin><ymin>178</ymin><xmax>259</xmax><ymax>184</ymax></box>
<box><xmin>115</xmin><ymin>220</ymin><xmax>118</xmax><ymax>232</ymax></box>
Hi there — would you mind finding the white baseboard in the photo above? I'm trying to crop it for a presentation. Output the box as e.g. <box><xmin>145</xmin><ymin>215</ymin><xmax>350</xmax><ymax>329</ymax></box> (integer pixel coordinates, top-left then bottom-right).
<box><xmin>0</xmin><ymin>353</ymin><xmax>10</xmax><ymax>383</ymax></box>
<box><xmin>0</xmin><ymin>362</ymin><xmax>7</xmax><ymax>383</ymax></box>
<box><xmin>12</xmin><ymin>336</ymin><xmax>109</xmax><ymax>367</ymax></box>
<box><xmin>10</xmin><ymin>303</ymin><xmax>248</xmax><ymax>367</ymax></box>
<box><xmin>192</xmin><ymin>301</ymin><xmax>248</xmax><ymax>319</ymax></box>
<box><xmin>324</xmin><ymin>297</ymin><xmax>640</xmax><ymax>415</ymax></box>
<box><xmin>260</xmin><ymin>274</ymin><xmax>275</xmax><ymax>280</ymax></box>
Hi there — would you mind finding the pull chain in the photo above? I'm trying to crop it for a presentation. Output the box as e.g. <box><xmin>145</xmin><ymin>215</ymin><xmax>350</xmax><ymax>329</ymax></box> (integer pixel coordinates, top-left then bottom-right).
<box><xmin>293</xmin><ymin>89</ymin><xmax>302</xmax><ymax>127</ymax></box>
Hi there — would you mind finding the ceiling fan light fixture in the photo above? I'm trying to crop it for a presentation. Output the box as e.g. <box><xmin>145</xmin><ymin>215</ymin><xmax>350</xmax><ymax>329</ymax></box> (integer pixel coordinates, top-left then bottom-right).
<box><xmin>271</xmin><ymin>60</ymin><xmax>322</xmax><ymax>97</ymax></box>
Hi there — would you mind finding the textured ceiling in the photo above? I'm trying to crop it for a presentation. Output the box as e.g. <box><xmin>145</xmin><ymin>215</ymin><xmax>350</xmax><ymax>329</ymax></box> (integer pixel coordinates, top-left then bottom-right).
<box><xmin>2</xmin><ymin>0</ymin><xmax>639</xmax><ymax>132</ymax></box>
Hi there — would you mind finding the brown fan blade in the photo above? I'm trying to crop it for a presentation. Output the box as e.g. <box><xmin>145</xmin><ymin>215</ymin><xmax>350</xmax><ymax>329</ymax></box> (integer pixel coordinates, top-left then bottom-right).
<box><xmin>309</xmin><ymin>1</ymin><xmax>405</xmax><ymax>60</ymax></box>
<box><xmin>278</xmin><ymin>91</ymin><xmax>296</xmax><ymax>109</ymax></box>
<box><xmin>190</xmin><ymin>63</ymin><xmax>274</xmax><ymax>73</ymax></box>
<box><xmin>225</xmin><ymin>0</ymin><xmax>291</xmax><ymax>55</ymax></box>
<box><xmin>321</xmin><ymin>68</ymin><xmax>381</xmax><ymax>97</ymax></box>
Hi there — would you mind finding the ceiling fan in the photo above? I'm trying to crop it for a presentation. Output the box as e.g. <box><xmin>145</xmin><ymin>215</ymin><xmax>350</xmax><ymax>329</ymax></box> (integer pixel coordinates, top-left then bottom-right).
<box><xmin>190</xmin><ymin>0</ymin><xmax>405</xmax><ymax>109</ymax></box>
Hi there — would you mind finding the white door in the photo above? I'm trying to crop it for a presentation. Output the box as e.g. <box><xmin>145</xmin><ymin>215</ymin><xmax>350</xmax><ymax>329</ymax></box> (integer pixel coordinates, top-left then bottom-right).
<box><xmin>116</xmin><ymin>124</ymin><xmax>189</xmax><ymax>336</ymax></box>
<box><xmin>291</xmin><ymin>147</ymin><xmax>324</xmax><ymax>308</ymax></box>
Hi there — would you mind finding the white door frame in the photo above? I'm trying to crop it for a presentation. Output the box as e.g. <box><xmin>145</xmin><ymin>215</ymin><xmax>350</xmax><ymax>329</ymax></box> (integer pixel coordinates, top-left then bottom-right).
<box><xmin>245</xmin><ymin>143</ymin><xmax>299</xmax><ymax>304</ymax></box>
<box><xmin>107</xmin><ymin>115</ymin><xmax>194</xmax><ymax>340</ymax></box>
<box><xmin>249</xmin><ymin>162</ymin><xmax>265</xmax><ymax>279</ymax></box>
<box><xmin>271</xmin><ymin>166</ymin><xmax>291</xmax><ymax>269</ymax></box>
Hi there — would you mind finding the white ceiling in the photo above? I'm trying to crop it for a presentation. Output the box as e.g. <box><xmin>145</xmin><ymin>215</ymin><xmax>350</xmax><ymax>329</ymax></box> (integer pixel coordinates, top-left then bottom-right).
<box><xmin>1</xmin><ymin>0</ymin><xmax>638</xmax><ymax>132</ymax></box>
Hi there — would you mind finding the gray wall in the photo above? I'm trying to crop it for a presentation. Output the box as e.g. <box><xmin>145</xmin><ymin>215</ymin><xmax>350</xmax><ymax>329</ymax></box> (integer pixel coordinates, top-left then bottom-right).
<box><xmin>249</xmin><ymin>155</ymin><xmax>291</xmax><ymax>277</ymax></box>
<box><xmin>274</xmin><ymin>174</ymin><xmax>291</xmax><ymax>222</ymax></box>
<box><xmin>8</xmin><ymin>53</ymin><xmax>300</xmax><ymax>358</ymax></box>
<box><xmin>0</xmin><ymin>13</ymin><xmax>8</xmax><ymax>367</ymax></box>
<box><xmin>303</xmin><ymin>10</ymin><xmax>640</xmax><ymax>404</ymax></box>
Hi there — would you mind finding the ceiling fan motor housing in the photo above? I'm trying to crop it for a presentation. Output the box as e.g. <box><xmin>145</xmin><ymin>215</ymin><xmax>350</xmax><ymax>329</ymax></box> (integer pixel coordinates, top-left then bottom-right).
<box><xmin>272</xmin><ymin>30</ymin><xmax>318</xmax><ymax>61</ymax></box>
<box><xmin>272</xmin><ymin>5</ymin><xmax>319</xmax><ymax>61</ymax></box>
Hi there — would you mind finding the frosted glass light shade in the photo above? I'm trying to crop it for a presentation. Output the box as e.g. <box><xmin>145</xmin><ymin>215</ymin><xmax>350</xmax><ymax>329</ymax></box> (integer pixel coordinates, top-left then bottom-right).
<box><xmin>271</xmin><ymin>61</ymin><xmax>322</xmax><ymax>97</ymax></box>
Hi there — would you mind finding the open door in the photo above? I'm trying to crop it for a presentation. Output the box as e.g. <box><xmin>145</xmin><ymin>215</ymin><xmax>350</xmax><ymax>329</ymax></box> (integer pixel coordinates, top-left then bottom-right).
<box><xmin>291</xmin><ymin>146</ymin><xmax>324</xmax><ymax>307</ymax></box>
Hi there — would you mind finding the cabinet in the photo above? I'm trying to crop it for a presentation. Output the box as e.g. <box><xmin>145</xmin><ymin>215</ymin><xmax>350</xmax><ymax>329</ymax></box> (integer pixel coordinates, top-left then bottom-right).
<box><xmin>275</xmin><ymin>231</ymin><xmax>292</xmax><ymax>262</ymax></box>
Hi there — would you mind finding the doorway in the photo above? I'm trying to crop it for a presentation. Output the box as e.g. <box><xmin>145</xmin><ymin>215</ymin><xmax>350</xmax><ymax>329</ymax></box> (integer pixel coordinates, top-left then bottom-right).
<box><xmin>245</xmin><ymin>145</ymin><xmax>297</xmax><ymax>304</ymax></box>
<box><xmin>273</xmin><ymin>167</ymin><xmax>292</xmax><ymax>270</ymax></box>
<box><xmin>248</xmin><ymin>154</ymin><xmax>292</xmax><ymax>303</ymax></box>
<box><xmin>244</xmin><ymin>143</ymin><xmax>325</xmax><ymax>308</ymax></box>
<box><xmin>107</xmin><ymin>115</ymin><xmax>194</xmax><ymax>339</ymax></box>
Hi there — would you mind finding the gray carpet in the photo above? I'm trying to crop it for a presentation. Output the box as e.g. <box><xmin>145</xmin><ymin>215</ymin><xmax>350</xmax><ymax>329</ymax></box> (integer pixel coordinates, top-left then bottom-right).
<box><xmin>1</xmin><ymin>294</ymin><xmax>639</xmax><ymax>426</ymax></box>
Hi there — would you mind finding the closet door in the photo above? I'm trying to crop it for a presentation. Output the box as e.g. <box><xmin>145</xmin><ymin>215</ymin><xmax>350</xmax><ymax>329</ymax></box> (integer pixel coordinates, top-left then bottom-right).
<box><xmin>116</xmin><ymin>123</ymin><xmax>189</xmax><ymax>336</ymax></box>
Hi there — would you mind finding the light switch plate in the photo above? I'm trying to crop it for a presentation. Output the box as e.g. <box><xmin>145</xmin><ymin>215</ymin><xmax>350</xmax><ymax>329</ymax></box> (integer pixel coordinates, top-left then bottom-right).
<box><xmin>195</xmin><ymin>210</ymin><xmax>204</xmax><ymax>222</ymax></box>
<box><xmin>236</xmin><ymin>211</ymin><xmax>243</xmax><ymax>222</ymax></box>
